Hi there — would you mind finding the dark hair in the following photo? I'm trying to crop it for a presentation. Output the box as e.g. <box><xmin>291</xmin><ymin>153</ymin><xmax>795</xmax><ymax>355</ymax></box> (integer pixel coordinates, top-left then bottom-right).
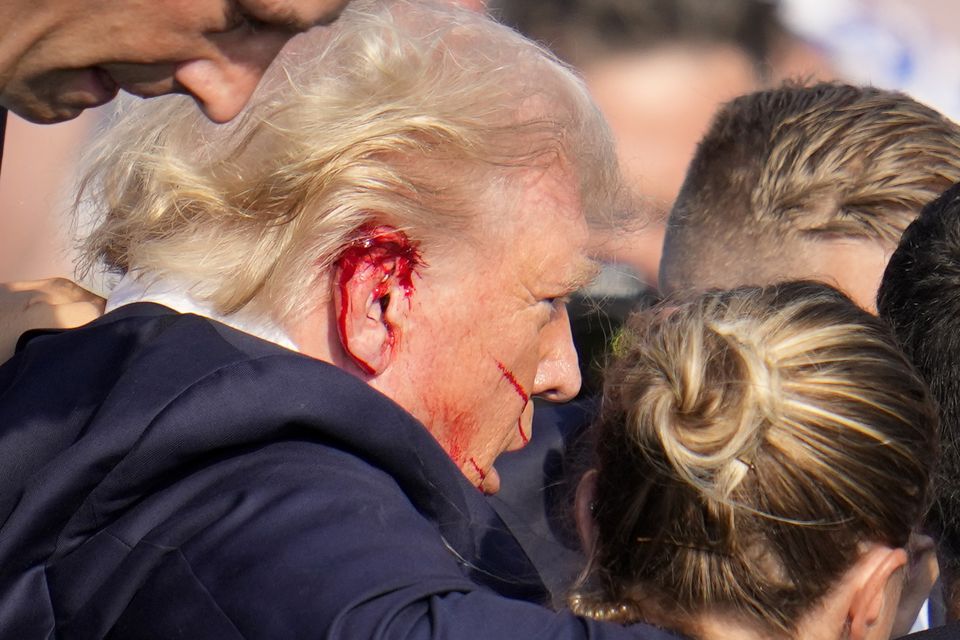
<box><xmin>660</xmin><ymin>82</ymin><xmax>960</xmax><ymax>295</ymax></box>
<box><xmin>878</xmin><ymin>180</ymin><xmax>960</xmax><ymax>611</ymax></box>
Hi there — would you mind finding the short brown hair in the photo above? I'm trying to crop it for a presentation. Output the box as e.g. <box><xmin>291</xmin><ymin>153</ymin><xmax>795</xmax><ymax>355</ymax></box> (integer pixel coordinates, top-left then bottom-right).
<box><xmin>572</xmin><ymin>282</ymin><xmax>936</xmax><ymax>637</ymax></box>
<box><xmin>660</xmin><ymin>82</ymin><xmax>960</xmax><ymax>295</ymax></box>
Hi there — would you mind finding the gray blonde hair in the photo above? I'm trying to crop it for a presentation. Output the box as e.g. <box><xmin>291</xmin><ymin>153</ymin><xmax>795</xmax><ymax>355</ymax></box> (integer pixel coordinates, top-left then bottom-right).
<box><xmin>571</xmin><ymin>281</ymin><xmax>936</xmax><ymax>637</ymax></box>
<box><xmin>78</xmin><ymin>0</ymin><xmax>622</xmax><ymax>324</ymax></box>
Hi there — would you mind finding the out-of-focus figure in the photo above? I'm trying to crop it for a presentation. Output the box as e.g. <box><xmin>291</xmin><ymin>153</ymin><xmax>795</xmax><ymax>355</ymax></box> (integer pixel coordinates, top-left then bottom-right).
<box><xmin>492</xmin><ymin>0</ymin><xmax>833</xmax><ymax>287</ymax></box>
<box><xmin>781</xmin><ymin>0</ymin><xmax>960</xmax><ymax>123</ymax></box>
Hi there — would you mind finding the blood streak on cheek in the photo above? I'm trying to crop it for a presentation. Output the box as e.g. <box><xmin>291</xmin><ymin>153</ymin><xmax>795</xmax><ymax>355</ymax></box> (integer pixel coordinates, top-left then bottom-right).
<box><xmin>468</xmin><ymin>457</ymin><xmax>487</xmax><ymax>490</ymax></box>
<box><xmin>516</xmin><ymin>419</ymin><xmax>530</xmax><ymax>446</ymax></box>
<box><xmin>496</xmin><ymin>360</ymin><xmax>530</xmax><ymax>445</ymax></box>
<box><xmin>335</xmin><ymin>225</ymin><xmax>423</xmax><ymax>374</ymax></box>
<box><xmin>495</xmin><ymin>361</ymin><xmax>529</xmax><ymax>404</ymax></box>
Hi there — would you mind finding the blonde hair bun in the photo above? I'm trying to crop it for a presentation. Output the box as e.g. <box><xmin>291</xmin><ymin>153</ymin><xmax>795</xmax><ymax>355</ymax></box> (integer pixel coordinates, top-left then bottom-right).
<box><xmin>574</xmin><ymin>281</ymin><xmax>936</xmax><ymax>636</ymax></box>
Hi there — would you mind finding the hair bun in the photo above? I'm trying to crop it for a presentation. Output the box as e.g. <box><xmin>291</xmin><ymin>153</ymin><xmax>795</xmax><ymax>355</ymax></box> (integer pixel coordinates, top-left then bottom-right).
<box><xmin>582</xmin><ymin>282</ymin><xmax>935</xmax><ymax>635</ymax></box>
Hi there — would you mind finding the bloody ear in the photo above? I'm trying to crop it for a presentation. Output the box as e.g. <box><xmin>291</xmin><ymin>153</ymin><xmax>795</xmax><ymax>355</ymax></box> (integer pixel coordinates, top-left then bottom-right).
<box><xmin>333</xmin><ymin>226</ymin><xmax>421</xmax><ymax>376</ymax></box>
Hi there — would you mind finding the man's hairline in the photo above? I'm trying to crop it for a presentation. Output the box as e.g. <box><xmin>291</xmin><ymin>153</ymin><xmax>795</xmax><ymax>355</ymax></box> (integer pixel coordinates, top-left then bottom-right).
<box><xmin>661</xmin><ymin>230</ymin><xmax>897</xmax><ymax>296</ymax></box>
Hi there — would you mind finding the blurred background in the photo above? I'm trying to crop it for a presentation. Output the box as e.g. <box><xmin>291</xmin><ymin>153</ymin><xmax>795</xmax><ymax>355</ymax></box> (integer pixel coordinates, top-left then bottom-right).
<box><xmin>1</xmin><ymin>0</ymin><xmax>957</xmax><ymax>389</ymax></box>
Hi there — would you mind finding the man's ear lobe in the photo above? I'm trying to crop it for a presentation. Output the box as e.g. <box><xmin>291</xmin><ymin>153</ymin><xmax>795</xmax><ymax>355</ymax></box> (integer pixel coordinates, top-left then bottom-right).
<box><xmin>847</xmin><ymin>546</ymin><xmax>908</xmax><ymax>640</ymax></box>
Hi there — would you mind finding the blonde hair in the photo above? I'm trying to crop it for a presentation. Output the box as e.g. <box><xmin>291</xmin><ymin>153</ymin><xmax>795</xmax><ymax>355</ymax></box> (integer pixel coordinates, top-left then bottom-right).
<box><xmin>77</xmin><ymin>0</ymin><xmax>622</xmax><ymax>325</ymax></box>
<box><xmin>571</xmin><ymin>281</ymin><xmax>936</xmax><ymax>637</ymax></box>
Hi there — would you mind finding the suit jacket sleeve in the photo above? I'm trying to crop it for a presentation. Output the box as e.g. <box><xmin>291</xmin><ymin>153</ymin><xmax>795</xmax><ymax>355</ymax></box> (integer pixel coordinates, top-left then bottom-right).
<box><xmin>99</xmin><ymin>440</ymin><xmax>676</xmax><ymax>640</ymax></box>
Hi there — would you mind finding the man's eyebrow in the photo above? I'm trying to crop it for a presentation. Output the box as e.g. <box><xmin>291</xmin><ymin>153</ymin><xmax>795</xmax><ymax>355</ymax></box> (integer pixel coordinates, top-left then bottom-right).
<box><xmin>239</xmin><ymin>1</ymin><xmax>318</xmax><ymax>32</ymax></box>
<box><xmin>563</xmin><ymin>258</ymin><xmax>602</xmax><ymax>293</ymax></box>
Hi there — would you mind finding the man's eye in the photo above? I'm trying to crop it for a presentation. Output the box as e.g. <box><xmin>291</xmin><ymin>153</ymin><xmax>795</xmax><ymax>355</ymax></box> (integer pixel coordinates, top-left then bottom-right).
<box><xmin>543</xmin><ymin>296</ymin><xmax>570</xmax><ymax>312</ymax></box>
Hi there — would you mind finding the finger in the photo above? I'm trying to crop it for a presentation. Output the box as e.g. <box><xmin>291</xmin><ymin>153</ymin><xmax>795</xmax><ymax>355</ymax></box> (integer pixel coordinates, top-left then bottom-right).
<box><xmin>2</xmin><ymin>278</ymin><xmax>68</xmax><ymax>292</ymax></box>
<box><xmin>7</xmin><ymin>278</ymin><xmax>104</xmax><ymax>306</ymax></box>
<box><xmin>15</xmin><ymin>300</ymin><xmax>104</xmax><ymax>334</ymax></box>
<box><xmin>47</xmin><ymin>301</ymin><xmax>107</xmax><ymax>330</ymax></box>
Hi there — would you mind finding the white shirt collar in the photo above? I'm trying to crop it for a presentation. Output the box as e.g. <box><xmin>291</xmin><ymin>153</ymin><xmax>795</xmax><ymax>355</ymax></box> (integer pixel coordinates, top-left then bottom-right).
<box><xmin>105</xmin><ymin>272</ymin><xmax>300</xmax><ymax>352</ymax></box>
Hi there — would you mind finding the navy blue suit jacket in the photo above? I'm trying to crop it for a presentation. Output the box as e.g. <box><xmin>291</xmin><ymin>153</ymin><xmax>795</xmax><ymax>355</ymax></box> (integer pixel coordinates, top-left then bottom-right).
<box><xmin>0</xmin><ymin>303</ymin><xmax>678</xmax><ymax>639</ymax></box>
<box><xmin>904</xmin><ymin>622</ymin><xmax>960</xmax><ymax>639</ymax></box>
<box><xmin>489</xmin><ymin>398</ymin><xmax>596</xmax><ymax>607</ymax></box>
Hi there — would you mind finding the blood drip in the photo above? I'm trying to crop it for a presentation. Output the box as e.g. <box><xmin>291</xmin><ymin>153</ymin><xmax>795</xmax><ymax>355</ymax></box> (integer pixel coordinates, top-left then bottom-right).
<box><xmin>516</xmin><ymin>417</ymin><xmax>530</xmax><ymax>445</ymax></box>
<box><xmin>336</xmin><ymin>225</ymin><xmax>422</xmax><ymax>374</ymax></box>
<box><xmin>447</xmin><ymin>439</ymin><xmax>464</xmax><ymax>465</ymax></box>
<box><xmin>495</xmin><ymin>361</ymin><xmax>529</xmax><ymax>403</ymax></box>
<box><xmin>468</xmin><ymin>457</ymin><xmax>487</xmax><ymax>489</ymax></box>
<box><xmin>496</xmin><ymin>360</ymin><xmax>530</xmax><ymax>444</ymax></box>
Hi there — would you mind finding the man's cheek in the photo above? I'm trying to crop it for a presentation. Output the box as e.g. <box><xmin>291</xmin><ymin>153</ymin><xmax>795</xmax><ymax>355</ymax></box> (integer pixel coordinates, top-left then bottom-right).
<box><xmin>422</xmin><ymin>396</ymin><xmax>490</xmax><ymax>492</ymax></box>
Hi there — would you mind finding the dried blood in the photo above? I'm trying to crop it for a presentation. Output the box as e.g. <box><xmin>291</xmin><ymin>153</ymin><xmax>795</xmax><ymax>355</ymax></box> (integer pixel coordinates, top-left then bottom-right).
<box><xmin>495</xmin><ymin>361</ymin><xmax>529</xmax><ymax>403</ymax></box>
<box><xmin>496</xmin><ymin>360</ymin><xmax>530</xmax><ymax>444</ymax></box>
<box><xmin>335</xmin><ymin>225</ymin><xmax>422</xmax><ymax>374</ymax></box>
<box><xmin>422</xmin><ymin>394</ymin><xmax>475</xmax><ymax>468</ymax></box>
<box><xmin>517</xmin><ymin>417</ymin><xmax>530</xmax><ymax>445</ymax></box>
<box><xmin>468</xmin><ymin>457</ymin><xmax>487</xmax><ymax>489</ymax></box>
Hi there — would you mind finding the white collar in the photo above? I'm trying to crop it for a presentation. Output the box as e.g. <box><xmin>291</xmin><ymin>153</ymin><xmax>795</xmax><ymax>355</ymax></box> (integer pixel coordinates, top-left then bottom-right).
<box><xmin>105</xmin><ymin>272</ymin><xmax>300</xmax><ymax>352</ymax></box>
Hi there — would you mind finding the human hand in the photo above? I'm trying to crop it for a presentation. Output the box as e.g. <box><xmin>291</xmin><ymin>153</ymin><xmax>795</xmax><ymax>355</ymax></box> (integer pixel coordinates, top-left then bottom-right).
<box><xmin>0</xmin><ymin>278</ymin><xmax>105</xmax><ymax>363</ymax></box>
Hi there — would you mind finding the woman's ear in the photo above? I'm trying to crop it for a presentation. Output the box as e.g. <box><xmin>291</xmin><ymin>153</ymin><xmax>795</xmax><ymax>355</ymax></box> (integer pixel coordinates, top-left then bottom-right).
<box><xmin>847</xmin><ymin>545</ymin><xmax>909</xmax><ymax>640</ymax></box>
<box><xmin>575</xmin><ymin>469</ymin><xmax>599</xmax><ymax>554</ymax></box>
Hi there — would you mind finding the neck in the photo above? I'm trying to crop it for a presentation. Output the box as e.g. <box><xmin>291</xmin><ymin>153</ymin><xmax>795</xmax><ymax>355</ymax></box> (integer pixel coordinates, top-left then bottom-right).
<box><xmin>628</xmin><ymin>604</ymin><xmax>785</xmax><ymax>640</ymax></box>
<box><xmin>694</xmin><ymin>604</ymin><xmax>847</xmax><ymax>640</ymax></box>
<box><xmin>694</xmin><ymin>616</ymin><xmax>782</xmax><ymax>640</ymax></box>
<box><xmin>286</xmin><ymin>299</ymin><xmax>356</xmax><ymax>370</ymax></box>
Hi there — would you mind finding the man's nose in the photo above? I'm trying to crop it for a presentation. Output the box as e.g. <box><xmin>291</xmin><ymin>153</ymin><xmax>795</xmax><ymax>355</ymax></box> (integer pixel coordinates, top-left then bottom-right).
<box><xmin>533</xmin><ymin>307</ymin><xmax>582</xmax><ymax>403</ymax></box>
<box><xmin>174</xmin><ymin>30</ymin><xmax>291</xmax><ymax>123</ymax></box>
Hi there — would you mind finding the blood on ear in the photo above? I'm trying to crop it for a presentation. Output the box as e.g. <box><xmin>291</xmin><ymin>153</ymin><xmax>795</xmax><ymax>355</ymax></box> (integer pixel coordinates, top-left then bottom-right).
<box><xmin>334</xmin><ymin>225</ymin><xmax>422</xmax><ymax>374</ymax></box>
